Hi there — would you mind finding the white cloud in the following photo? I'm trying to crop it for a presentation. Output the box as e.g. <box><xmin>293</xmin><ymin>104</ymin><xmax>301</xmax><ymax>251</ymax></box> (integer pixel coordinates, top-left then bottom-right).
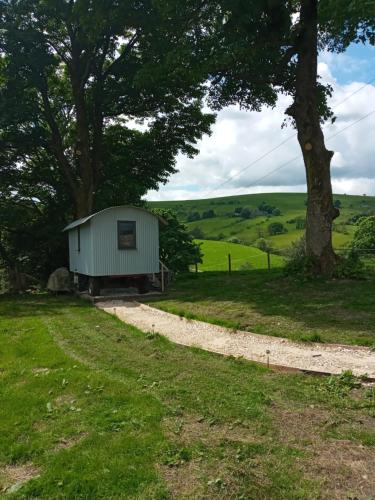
<box><xmin>147</xmin><ymin>54</ymin><xmax>375</xmax><ymax>202</ymax></box>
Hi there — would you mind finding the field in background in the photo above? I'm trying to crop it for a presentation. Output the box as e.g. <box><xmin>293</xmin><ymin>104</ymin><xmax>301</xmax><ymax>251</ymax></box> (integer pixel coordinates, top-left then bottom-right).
<box><xmin>150</xmin><ymin>192</ymin><xmax>375</xmax><ymax>249</ymax></box>
<box><xmin>195</xmin><ymin>239</ymin><xmax>284</xmax><ymax>271</ymax></box>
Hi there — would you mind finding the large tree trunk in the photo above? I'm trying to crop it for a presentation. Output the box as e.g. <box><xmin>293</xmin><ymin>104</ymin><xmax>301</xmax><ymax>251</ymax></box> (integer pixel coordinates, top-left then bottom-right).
<box><xmin>287</xmin><ymin>0</ymin><xmax>339</xmax><ymax>276</ymax></box>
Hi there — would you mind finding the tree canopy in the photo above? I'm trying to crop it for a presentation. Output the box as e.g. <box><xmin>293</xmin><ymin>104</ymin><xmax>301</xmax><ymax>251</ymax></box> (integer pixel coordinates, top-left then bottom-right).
<box><xmin>0</xmin><ymin>0</ymin><xmax>214</xmax><ymax>217</ymax></box>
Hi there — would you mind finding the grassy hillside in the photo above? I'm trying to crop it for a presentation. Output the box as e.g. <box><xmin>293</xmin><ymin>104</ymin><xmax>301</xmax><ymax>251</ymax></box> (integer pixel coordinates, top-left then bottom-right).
<box><xmin>150</xmin><ymin>192</ymin><xmax>375</xmax><ymax>249</ymax></box>
<box><xmin>150</xmin><ymin>269</ymin><xmax>375</xmax><ymax>346</ymax></box>
<box><xmin>1</xmin><ymin>294</ymin><xmax>374</xmax><ymax>497</ymax></box>
<box><xmin>196</xmin><ymin>239</ymin><xmax>284</xmax><ymax>271</ymax></box>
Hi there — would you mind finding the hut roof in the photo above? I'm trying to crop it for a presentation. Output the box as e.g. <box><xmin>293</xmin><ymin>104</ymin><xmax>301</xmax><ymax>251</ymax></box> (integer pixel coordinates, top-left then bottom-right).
<box><xmin>63</xmin><ymin>205</ymin><xmax>167</xmax><ymax>232</ymax></box>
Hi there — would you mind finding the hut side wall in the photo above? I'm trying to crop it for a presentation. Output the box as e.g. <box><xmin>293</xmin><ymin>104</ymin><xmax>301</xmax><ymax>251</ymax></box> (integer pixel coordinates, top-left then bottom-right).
<box><xmin>90</xmin><ymin>207</ymin><xmax>159</xmax><ymax>276</ymax></box>
<box><xmin>68</xmin><ymin>222</ymin><xmax>94</xmax><ymax>275</ymax></box>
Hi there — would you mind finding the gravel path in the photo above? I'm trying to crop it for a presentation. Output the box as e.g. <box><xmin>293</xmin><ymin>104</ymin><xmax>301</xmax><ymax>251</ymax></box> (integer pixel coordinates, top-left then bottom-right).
<box><xmin>96</xmin><ymin>301</ymin><xmax>375</xmax><ymax>378</ymax></box>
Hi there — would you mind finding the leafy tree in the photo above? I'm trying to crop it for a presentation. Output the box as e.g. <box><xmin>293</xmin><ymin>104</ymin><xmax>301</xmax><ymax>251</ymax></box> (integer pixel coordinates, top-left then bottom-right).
<box><xmin>240</xmin><ymin>207</ymin><xmax>252</xmax><ymax>219</ymax></box>
<box><xmin>153</xmin><ymin>209</ymin><xmax>203</xmax><ymax>272</ymax></box>
<box><xmin>0</xmin><ymin>0</ymin><xmax>214</xmax><ymax>218</ymax></box>
<box><xmin>333</xmin><ymin>199</ymin><xmax>342</xmax><ymax>209</ymax></box>
<box><xmin>187</xmin><ymin>211</ymin><xmax>201</xmax><ymax>222</ymax></box>
<box><xmin>351</xmin><ymin>216</ymin><xmax>375</xmax><ymax>250</ymax></box>
<box><xmin>189</xmin><ymin>226</ymin><xmax>205</xmax><ymax>239</ymax></box>
<box><xmin>268</xmin><ymin>222</ymin><xmax>286</xmax><ymax>236</ymax></box>
<box><xmin>234</xmin><ymin>207</ymin><xmax>243</xmax><ymax>216</ymax></box>
<box><xmin>202</xmin><ymin>209</ymin><xmax>216</xmax><ymax>219</ymax></box>
<box><xmin>254</xmin><ymin>238</ymin><xmax>273</xmax><ymax>253</ymax></box>
<box><xmin>208</xmin><ymin>0</ymin><xmax>375</xmax><ymax>276</ymax></box>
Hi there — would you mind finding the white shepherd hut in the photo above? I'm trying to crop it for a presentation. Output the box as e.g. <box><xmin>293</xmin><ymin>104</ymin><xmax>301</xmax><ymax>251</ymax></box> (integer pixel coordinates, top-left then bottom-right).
<box><xmin>63</xmin><ymin>206</ymin><xmax>167</xmax><ymax>296</ymax></box>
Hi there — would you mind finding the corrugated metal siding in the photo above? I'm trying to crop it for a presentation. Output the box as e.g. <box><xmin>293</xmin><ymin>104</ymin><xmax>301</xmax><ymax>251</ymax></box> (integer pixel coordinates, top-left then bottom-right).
<box><xmin>91</xmin><ymin>207</ymin><xmax>159</xmax><ymax>276</ymax></box>
<box><xmin>68</xmin><ymin>222</ymin><xmax>93</xmax><ymax>275</ymax></box>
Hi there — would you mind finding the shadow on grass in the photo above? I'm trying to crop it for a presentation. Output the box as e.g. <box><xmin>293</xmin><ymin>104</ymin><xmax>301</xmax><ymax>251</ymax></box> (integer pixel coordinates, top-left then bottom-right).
<box><xmin>0</xmin><ymin>293</ymin><xmax>87</xmax><ymax>320</ymax></box>
<box><xmin>147</xmin><ymin>269</ymin><xmax>375</xmax><ymax>346</ymax></box>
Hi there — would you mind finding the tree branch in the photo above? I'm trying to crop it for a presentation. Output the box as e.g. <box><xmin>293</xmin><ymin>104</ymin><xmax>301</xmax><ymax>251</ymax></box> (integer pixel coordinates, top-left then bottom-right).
<box><xmin>38</xmin><ymin>78</ymin><xmax>77</xmax><ymax>196</ymax></box>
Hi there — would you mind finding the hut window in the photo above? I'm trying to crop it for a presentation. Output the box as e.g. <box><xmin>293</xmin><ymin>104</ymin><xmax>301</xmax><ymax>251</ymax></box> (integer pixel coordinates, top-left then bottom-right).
<box><xmin>118</xmin><ymin>221</ymin><xmax>136</xmax><ymax>249</ymax></box>
<box><xmin>77</xmin><ymin>227</ymin><xmax>81</xmax><ymax>252</ymax></box>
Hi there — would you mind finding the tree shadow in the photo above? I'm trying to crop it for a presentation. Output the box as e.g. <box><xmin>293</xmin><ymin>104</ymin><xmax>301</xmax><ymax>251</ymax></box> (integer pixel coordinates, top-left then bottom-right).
<box><xmin>148</xmin><ymin>270</ymin><xmax>375</xmax><ymax>345</ymax></box>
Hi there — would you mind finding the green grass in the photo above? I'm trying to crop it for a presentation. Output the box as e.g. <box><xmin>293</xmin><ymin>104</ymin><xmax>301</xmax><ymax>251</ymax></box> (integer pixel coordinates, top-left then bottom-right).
<box><xmin>150</xmin><ymin>192</ymin><xmax>374</xmax><ymax>249</ymax></box>
<box><xmin>149</xmin><ymin>270</ymin><xmax>375</xmax><ymax>346</ymax></box>
<box><xmin>1</xmin><ymin>294</ymin><xmax>374</xmax><ymax>498</ymax></box>
<box><xmin>195</xmin><ymin>239</ymin><xmax>285</xmax><ymax>271</ymax></box>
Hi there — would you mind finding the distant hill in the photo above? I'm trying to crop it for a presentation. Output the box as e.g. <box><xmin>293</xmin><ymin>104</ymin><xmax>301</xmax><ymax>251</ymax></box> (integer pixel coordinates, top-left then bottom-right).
<box><xmin>149</xmin><ymin>192</ymin><xmax>375</xmax><ymax>249</ymax></box>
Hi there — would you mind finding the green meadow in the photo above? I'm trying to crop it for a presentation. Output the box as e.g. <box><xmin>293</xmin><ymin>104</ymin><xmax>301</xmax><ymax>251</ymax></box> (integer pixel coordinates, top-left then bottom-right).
<box><xmin>195</xmin><ymin>239</ymin><xmax>284</xmax><ymax>271</ymax></box>
<box><xmin>0</xmin><ymin>294</ymin><xmax>374</xmax><ymax>498</ymax></box>
<box><xmin>150</xmin><ymin>192</ymin><xmax>374</xmax><ymax>249</ymax></box>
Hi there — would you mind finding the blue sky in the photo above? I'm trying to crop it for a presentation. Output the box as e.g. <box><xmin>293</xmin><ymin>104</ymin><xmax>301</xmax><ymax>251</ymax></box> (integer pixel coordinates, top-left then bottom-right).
<box><xmin>147</xmin><ymin>43</ymin><xmax>375</xmax><ymax>201</ymax></box>
<box><xmin>324</xmin><ymin>44</ymin><xmax>375</xmax><ymax>84</ymax></box>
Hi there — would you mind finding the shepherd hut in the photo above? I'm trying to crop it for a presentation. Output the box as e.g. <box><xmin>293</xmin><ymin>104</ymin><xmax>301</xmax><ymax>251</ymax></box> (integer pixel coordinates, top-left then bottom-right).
<box><xmin>63</xmin><ymin>206</ymin><xmax>166</xmax><ymax>295</ymax></box>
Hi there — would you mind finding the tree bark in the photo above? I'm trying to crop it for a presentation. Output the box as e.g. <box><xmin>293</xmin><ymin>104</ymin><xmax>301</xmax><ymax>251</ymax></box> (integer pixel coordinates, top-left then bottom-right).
<box><xmin>287</xmin><ymin>0</ymin><xmax>339</xmax><ymax>276</ymax></box>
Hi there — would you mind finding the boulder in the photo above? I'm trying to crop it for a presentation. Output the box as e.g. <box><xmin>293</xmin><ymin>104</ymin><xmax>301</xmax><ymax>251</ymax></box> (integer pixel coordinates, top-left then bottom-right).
<box><xmin>47</xmin><ymin>267</ymin><xmax>71</xmax><ymax>292</ymax></box>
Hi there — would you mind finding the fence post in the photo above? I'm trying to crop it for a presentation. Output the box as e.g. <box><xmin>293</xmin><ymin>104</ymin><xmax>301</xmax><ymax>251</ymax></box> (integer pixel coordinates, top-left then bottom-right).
<box><xmin>228</xmin><ymin>253</ymin><xmax>232</xmax><ymax>275</ymax></box>
<box><xmin>267</xmin><ymin>251</ymin><xmax>271</xmax><ymax>271</ymax></box>
<box><xmin>195</xmin><ymin>263</ymin><xmax>198</xmax><ymax>273</ymax></box>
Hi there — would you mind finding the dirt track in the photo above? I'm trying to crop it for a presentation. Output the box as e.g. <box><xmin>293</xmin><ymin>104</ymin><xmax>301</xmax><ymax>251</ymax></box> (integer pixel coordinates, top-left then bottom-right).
<box><xmin>96</xmin><ymin>301</ymin><xmax>375</xmax><ymax>378</ymax></box>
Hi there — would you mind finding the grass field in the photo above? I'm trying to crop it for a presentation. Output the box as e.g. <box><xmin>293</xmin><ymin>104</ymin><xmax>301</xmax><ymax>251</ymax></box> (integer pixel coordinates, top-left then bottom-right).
<box><xmin>195</xmin><ymin>239</ymin><xmax>285</xmax><ymax>271</ymax></box>
<box><xmin>0</xmin><ymin>294</ymin><xmax>374</xmax><ymax>498</ymax></box>
<box><xmin>150</xmin><ymin>192</ymin><xmax>373</xmax><ymax>249</ymax></box>
<box><xmin>150</xmin><ymin>270</ymin><xmax>375</xmax><ymax>346</ymax></box>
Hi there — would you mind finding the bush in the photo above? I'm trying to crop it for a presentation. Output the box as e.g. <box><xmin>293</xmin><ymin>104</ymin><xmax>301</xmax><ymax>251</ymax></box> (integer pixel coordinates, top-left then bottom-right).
<box><xmin>351</xmin><ymin>216</ymin><xmax>375</xmax><ymax>250</ymax></box>
<box><xmin>284</xmin><ymin>237</ymin><xmax>314</xmax><ymax>277</ymax></box>
<box><xmin>153</xmin><ymin>209</ymin><xmax>203</xmax><ymax>272</ymax></box>
<box><xmin>240</xmin><ymin>207</ymin><xmax>252</xmax><ymax>219</ymax></box>
<box><xmin>335</xmin><ymin>249</ymin><xmax>364</xmax><ymax>279</ymax></box>
<box><xmin>189</xmin><ymin>226</ymin><xmax>205</xmax><ymax>239</ymax></box>
<box><xmin>254</xmin><ymin>238</ymin><xmax>273</xmax><ymax>252</ymax></box>
<box><xmin>228</xmin><ymin>237</ymin><xmax>241</xmax><ymax>244</ymax></box>
<box><xmin>201</xmin><ymin>209</ymin><xmax>215</xmax><ymax>219</ymax></box>
<box><xmin>268</xmin><ymin>222</ymin><xmax>286</xmax><ymax>235</ymax></box>
<box><xmin>186</xmin><ymin>211</ymin><xmax>201</xmax><ymax>222</ymax></box>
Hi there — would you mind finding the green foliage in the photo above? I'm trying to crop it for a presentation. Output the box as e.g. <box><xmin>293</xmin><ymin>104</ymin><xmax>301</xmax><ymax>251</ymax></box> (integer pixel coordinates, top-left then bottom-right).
<box><xmin>239</xmin><ymin>207</ymin><xmax>252</xmax><ymax>219</ymax></box>
<box><xmin>351</xmin><ymin>216</ymin><xmax>375</xmax><ymax>250</ymax></box>
<box><xmin>268</xmin><ymin>222</ymin><xmax>286</xmax><ymax>236</ymax></box>
<box><xmin>325</xmin><ymin>371</ymin><xmax>361</xmax><ymax>397</ymax></box>
<box><xmin>153</xmin><ymin>209</ymin><xmax>202</xmax><ymax>272</ymax></box>
<box><xmin>284</xmin><ymin>237</ymin><xmax>314</xmax><ymax>278</ymax></box>
<box><xmin>335</xmin><ymin>250</ymin><xmax>364</xmax><ymax>279</ymax></box>
<box><xmin>0</xmin><ymin>0</ymin><xmax>216</xmax><ymax>278</ymax></box>
<box><xmin>254</xmin><ymin>238</ymin><xmax>273</xmax><ymax>253</ymax></box>
<box><xmin>189</xmin><ymin>226</ymin><xmax>205</xmax><ymax>239</ymax></box>
<box><xmin>150</xmin><ymin>192</ymin><xmax>371</xmax><ymax>250</ymax></box>
<box><xmin>258</xmin><ymin>201</ymin><xmax>281</xmax><ymax>216</ymax></box>
<box><xmin>333</xmin><ymin>199</ymin><xmax>342</xmax><ymax>209</ymax></box>
<box><xmin>202</xmin><ymin>209</ymin><xmax>216</xmax><ymax>219</ymax></box>
<box><xmin>187</xmin><ymin>211</ymin><xmax>201</xmax><ymax>222</ymax></box>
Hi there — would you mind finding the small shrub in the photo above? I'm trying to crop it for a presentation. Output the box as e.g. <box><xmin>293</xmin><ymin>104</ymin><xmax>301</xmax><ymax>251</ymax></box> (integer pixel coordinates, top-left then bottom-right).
<box><xmin>254</xmin><ymin>238</ymin><xmax>273</xmax><ymax>252</ymax></box>
<box><xmin>228</xmin><ymin>237</ymin><xmax>240</xmax><ymax>244</ymax></box>
<box><xmin>335</xmin><ymin>250</ymin><xmax>364</xmax><ymax>279</ymax></box>
<box><xmin>268</xmin><ymin>222</ymin><xmax>286</xmax><ymax>236</ymax></box>
<box><xmin>189</xmin><ymin>226</ymin><xmax>205</xmax><ymax>239</ymax></box>
<box><xmin>325</xmin><ymin>370</ymin><xmax>361</xmax><ymax>396</ymax></box>
<box><xmin>300</xmin><ymin>333</ymin><xmax>323</xmax><ymax>343</ymax></box>
<box><xmin>284</xmin><ymin>237</ymin><xmax>315</xmax><ymax>278</ymax></box>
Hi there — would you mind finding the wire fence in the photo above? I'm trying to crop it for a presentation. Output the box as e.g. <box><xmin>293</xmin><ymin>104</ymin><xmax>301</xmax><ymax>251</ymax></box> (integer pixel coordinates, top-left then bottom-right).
<box><xmin>193</xmin><ymin>247</ymin><xmax>375</xmax><ymax>273</ymax></box>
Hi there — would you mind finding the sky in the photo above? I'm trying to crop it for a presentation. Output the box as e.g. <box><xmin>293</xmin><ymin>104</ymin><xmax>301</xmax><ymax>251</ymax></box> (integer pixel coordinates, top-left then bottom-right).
<box><xmin>147</xmin><ymin>43</ymin><xmax>375</xmax><ymax>202</ymax></box>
